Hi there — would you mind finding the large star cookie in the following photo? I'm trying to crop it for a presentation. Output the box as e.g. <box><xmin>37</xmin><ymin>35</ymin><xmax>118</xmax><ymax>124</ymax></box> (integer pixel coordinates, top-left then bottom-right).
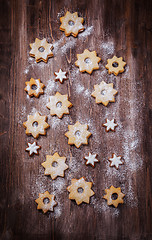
<box><xmin>67</xmin><ymin>177</ymin><xmax>95</xmax><ymax>205</ymax></box>
<box><xmin>65</xmin><ymin>121</ymin><xmax>92</xmax><ymax>148</ymax></box>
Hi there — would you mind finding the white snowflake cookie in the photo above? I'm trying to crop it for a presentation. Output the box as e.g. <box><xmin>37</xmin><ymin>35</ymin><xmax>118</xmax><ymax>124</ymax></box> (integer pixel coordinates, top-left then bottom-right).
<box><xmin>26</xmin><ymin>141</ymin><xmax>41</xmax><ymax>156</ymax></box>
<box><xmin>103</xmin><ymin>119</ymin><xmax>118</xmax><ymax>132</ymax></box>
<box><xmin>54</xmin><ymin>69</ymin><xmax>68</xmax><ymax>83</ymax></box>
<box><xmin>84</xmin><ymin>153</ymin><xmax>99</xmax><ymax>167</ymax></box>
<box><xmin>108</xmin><ymin>153</ymin><xmax>123</xmax><ymax>169</ymax></box>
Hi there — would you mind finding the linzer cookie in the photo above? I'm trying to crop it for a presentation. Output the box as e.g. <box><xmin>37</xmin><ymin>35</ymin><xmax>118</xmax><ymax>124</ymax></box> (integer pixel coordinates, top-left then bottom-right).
<box><xmin>103</xmin><ymin>185</ymin><xmax>125</xmax><ymax>208</ymax></box>
<box><xmin>65</xmin><ymin>121</ymin><xmax>92</xmax><ymax>148</ymax></box>
<box><xmin>24</xmin><ymin>78</ymin><xmax>45</xmax><ymax>98</ymax></box>
<box><xmin>41</xmin><ymin>152</ymin><xmax>68</xmax><ymax>180</ymax></box>
<box><xmin>35</xmin><ymin>191</ymin><xmax>57</xmax><ymax>213</ymax></box>
<box><xmin>46</xmin><ymin>92</ymin><xmax>72</xmax><ymax>119</ymax></box>
<box><xmin>23</xmin><ymin>112</ymin><xmax>49</xmax><ymax>139</ymax></box>
<box><xmin>91</xmin><ymin>81</ymin><xmax>117</xmax><ymax>106</ymax></box>
<box><xmin>29</xmin><ymin>38</ymin><xmax>53</xmax><ymax>63</ymax></box>
<box><xmin>60</xmin><ymin>11</ymin><xmax>84</xmax><ymax>37</ymax></box>
<box><xmin>105</xmin><ymin>56</ymin><xmax>126</xmax><ymax>76</ymax></box>
<box><xmin>75</xmin><ymin>49</ymin><xmax>101</xmax><ymax>74</ymax></box>
<box><xmin>67</xmin><ymin>177</ymin><xmax>95</xmax><ymax>205</ymax></box>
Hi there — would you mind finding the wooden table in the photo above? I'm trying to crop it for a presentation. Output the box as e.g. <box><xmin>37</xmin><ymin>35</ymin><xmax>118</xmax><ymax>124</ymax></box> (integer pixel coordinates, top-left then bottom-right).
<box><xmin>0</xmin><ymin>0</ymin><xmax>152</xmax><ymax>239</ymax></box>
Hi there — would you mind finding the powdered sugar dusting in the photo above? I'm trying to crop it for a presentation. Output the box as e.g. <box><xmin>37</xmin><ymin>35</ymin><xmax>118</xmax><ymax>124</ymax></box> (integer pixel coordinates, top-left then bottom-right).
<box><xmin>19</xmin><ymin>19</ymin><xmax>144</xmax><ymax>218</ymax></box>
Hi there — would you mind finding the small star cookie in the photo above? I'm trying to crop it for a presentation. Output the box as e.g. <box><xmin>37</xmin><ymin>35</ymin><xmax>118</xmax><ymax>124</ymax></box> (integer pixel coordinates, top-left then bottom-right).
<box><xmin>108</xmin><ymin>153</ymin><xmax>123</xmax><ymax>169</ymax></box>
<box><xmin>91</xmin><ymin>81</ymin><xmax>118</xmax><ymax>106</ymax></box>
<box><xmin>41</xmin><ymin>152</ymin><xmax>68</xmax><ymax>180</ymax></box>
<box><xmin>65</xmin><ymin>121</ymin><xmax>92</xmax><ymax>148</ymax></box>
<box><xmin>84</xmin><ymin>153</ymin><xmax>99</xmax><ymax>167</ymax></box>
<box><xmin>103</xmin><ymin>185</ymin><xmax>125</xmax><ymax>207</ymax></box>
<box><xmin>24</xmin><ymin>78</ymin><xmax>45</xmax><ymax>97</ymax></box>
<box><xmin>46</xmin><ymin>92</ymin><xmax>72</xmax><ymax>118</ymax></box>
<box><xmin>23</xmin><ymin>112</ymin><xmax>50</xmax><ymax>139</ymax></box>
<box><xmin>29</xmin><ymin>38</ymin><xmax>53</xmax><ymax>63</ymax></box>
<box><xmin>105</xmin><ymin>56</ymin><xmax>126</xmax><ymax>76</ymax></box>
<box><xmin>75</xmin><ymin>49</ymin><xmax>101</xmax><ymax>74</ymax></box>
<box><xmin>67</xmin><ymin>177</ymin><xmax>95</xmax><ymax>205</ymax></box>
<box><xmin>35</xmin><ymin>191</ymin><xmax>57</xmax><ymax>213</ymax></box>
<box><xmin>26</xmin><ymin>141</ymin><xmax>41</xmax><ymax>156</ymax></box>
<box><xmin>60</xmin><ymin>11</ymin><xmax>84</xmax><ymax>37</ymax></box>
<box><xmin>103</xmin><ymin>119</ymin><xmax>118</xmax><ymax>132</ymax></box>
<box><xmin>54</xmin><ymin>69</ymin><xmax>68</xmax><ymax>83</ymax></box>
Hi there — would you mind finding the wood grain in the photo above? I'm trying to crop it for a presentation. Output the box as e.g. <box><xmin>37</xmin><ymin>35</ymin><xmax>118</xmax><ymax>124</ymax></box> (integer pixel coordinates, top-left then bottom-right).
<box><xmin>0</xmin><ymin>0</ymin><xmax>152</xmax><ymax>239</ymax></box>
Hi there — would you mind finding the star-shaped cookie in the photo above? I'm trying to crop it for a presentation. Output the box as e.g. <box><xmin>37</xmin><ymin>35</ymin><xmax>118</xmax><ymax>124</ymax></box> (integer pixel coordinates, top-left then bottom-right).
<box><xmin>103</xmin><ymin>119</ymin><xmax>118</xmax><ymax>132</ymax></box>
<box><xmin>108</xmin><ymin>153</ymin><xmax>123</xmax><ymax>169</ymax></box>
<box><xmin>84</xmin><ymin>153</ymin><xmax>99</xmax><ymax>167</ymax></box>
<box><xmin>35</xmin><ymin>191</ymin><xmax>57</xmax><ymax>213</ymax></box>
<box><xmin>105</xmin><ymin>56</ymin><xmax>126</xmax><ymax>76</ymax></box>
<box><xmin>29</xmin><ymin>38</ymin><xmax>53</xmax><ymax>63</ymax></box>
<box><xmin>67</xmin><ymin>177</ymin><xmax>95</xmax><ymax>205</ymax></box>
<box><xmin>103</xmin><ymin>185</ymin><xmax>125</xmax><ymax>207</ymax></box>
<box><xmin>65</xmin><ymin>121</ymin><xmax>92</xmax><ymax>148</ymax></box>
<box><xmin>26</xmin><ymin>142</ymin><xmax>41</xmax><ymax>156</ymax></box>
<box><xmin>91</xmin><ymin>81</ymin><xmax>118</xmax><ymax>106</ymax></box>
<box><xmin>75</xmin><ymin>49</ymin><xmax>101</xmax><ymax>74</ymax></box>
<box><xmin>41</xmin><ymin>152</ymin><xmax>68</xmax><ymax>180</ymax></box>
<box><xmin>23</xmin><ymin>112</ymin><xmax>49</xmax><ymax>139</ymax></box>
<box><xmin>60</xmin><ymin>11</ymin><xmax>85</xmax><ymax>37</ymax></box>
<box><xmin>46</xmin><ymin>92</ymin><xmax>72</xmax><ymax>118</ymax></box>
<box><xmin>54</xmin><ymin>69</ymin><xmax>68</xmax><ymax>83</ymax></box>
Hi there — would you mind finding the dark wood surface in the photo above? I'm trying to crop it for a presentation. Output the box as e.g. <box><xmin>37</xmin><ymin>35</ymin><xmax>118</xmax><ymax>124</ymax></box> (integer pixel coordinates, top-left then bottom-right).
<box><xmin>0</xmin><ymin>0</ymin><xmax>152</xmax><ymax>239</ymax></box>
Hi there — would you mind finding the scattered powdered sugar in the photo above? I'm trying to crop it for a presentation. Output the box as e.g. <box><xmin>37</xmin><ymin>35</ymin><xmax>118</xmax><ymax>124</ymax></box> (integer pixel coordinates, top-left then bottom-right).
<box><xmin>100</xmin><ymin>41</ymin><xmax>114</xmax><ymax>55</ymax></box>
<box><xmin>53</xmin><ymin>25</ymin><xmax>93</xmax><ymax>56</ymax></box>
<box><xmin>19</xmin><ymin>23</ymin><xmax>144</xmax><ymax>218</ymax></box>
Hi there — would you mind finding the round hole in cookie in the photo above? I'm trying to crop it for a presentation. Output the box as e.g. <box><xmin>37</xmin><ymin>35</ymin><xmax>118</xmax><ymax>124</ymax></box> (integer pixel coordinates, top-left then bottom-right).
<box><xmin>38</xmin><ymin>46</ymin><xmax>45</xmax><ymax>52</ymax></box>
<box><xmin>77</xmin><ymin>187</ymin><xmax>84</xmax><ymax>193</ymax></box>
<box><xmin>112</xmin><ymin>62</ymin><xmax>119</xmax><ymax>68</ymax></box>
<box><xmin>43</xmin><ymin>197</ymin><xmax>50</xmax><ymax>204</ymax></box>
<box><xmin>56</xmin><ymin>101</ymin><xmax>62</xmax><ymax>108</ymax></box>
<box><xmin>32</xmin><ymin>121</ymin><xmax>38</xmax><ymax>127</ymax></box>
<box><xmin>68</xmin><ymin>20</ymin><xmax>75</xmax><ymax>26</ymax></box>
<box><xmin>31</xmin><ymin>84</ymin><xmax>37</xmax><ymax>90</ymax></box>
<box><xmin>84</xmin><ymin>58</ymin><xmax>91</xmax><ymax>64</ymax></box>
<box><xmin>101</xmin><ymin>89</ymin><xmax>106</xmax><ymax>95</ymax></box>
<box><xmin>52</xmin><ymin>161</ymin><xmax>58</xmax><ymax>167</ymax></box>
<box><xmin>75</xmin><ymin>130</ymin><xmax>81</xmax><ymax>137</ymax></box>
<box><xmin>111</xmin><ymin>193</ymin><xmax>118</xmax><ymax>200</ymax></box>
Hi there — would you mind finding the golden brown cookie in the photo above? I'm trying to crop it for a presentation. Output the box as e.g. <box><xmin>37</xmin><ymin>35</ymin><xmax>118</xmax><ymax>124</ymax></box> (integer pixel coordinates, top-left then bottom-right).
<box><xmin>54</xmin><ymin>69</ymin><xmax>68</xmax><ymax>83</ymax></box>
<box><xmin>91</xmin><ymin>81</ymin><xmax>118</xmax><ymax>106</ymax></box>
<box><xmin>103</xmin><ymin>119</ymin><xmax>118</xmax><ymax>132</ymax></box>
<box><xmin>67</xmin><ymin>177</ymin><xmax>95</xmax><ymax>205</ymax></box>
<box><xmin>23</xmin><ymin>112</ymin><xmax>49</xmax><ymax>139</ymax></box>
<box><xmin>25</xmin><ymin>141</ymin><xmax>41</xmax><ymax>156</ymax></box>
<box><xmin>29</xmin><ymin>38</ymin><xmax>53</xmax><ymax>63</ymax></box>
<box><xmin>35</xmin><ymin>191</ymin><xmax>57</xmax><ymax>213</ymax></box>
<box><xmin>75</xmin><ymin>49</ymin><xmax>101</xmax><ymax>74</ymax></box>
<box><xmin>108</xmin><ymin>153</ymin><xmax>123</xmax><ymax>170</ymax></box>
<box><xmin>103</xmin><ymin>185</ymin><xmax>125</xmax><ymax>207</ymax></box>
<box><xmin>41</xmin><ymin>152</ymin><xmax>68</xmax><ymax>180</ymax></box>
<box><xmin>24</xmin><ymin>78</ymin><xmax>45</xmax><ymax>97</ymax></box>
<box><xmin>60</xmin><ymin>11</ymin><xmax>84</xmax><ymax>37</ymax></box>
<box><xmin>105</xmin><ymin>56</ymin><xmax>126</xmax><ymax>76</ymax></box>
<box><xmin>65</xmin><ymin>121</ymin><xmax>92</xmax><ymax>148</ymax></box>
<box><xmin>46</xmin><ymin>92</ymin><xmax>72</xmax><ymax>119</ymax></box>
